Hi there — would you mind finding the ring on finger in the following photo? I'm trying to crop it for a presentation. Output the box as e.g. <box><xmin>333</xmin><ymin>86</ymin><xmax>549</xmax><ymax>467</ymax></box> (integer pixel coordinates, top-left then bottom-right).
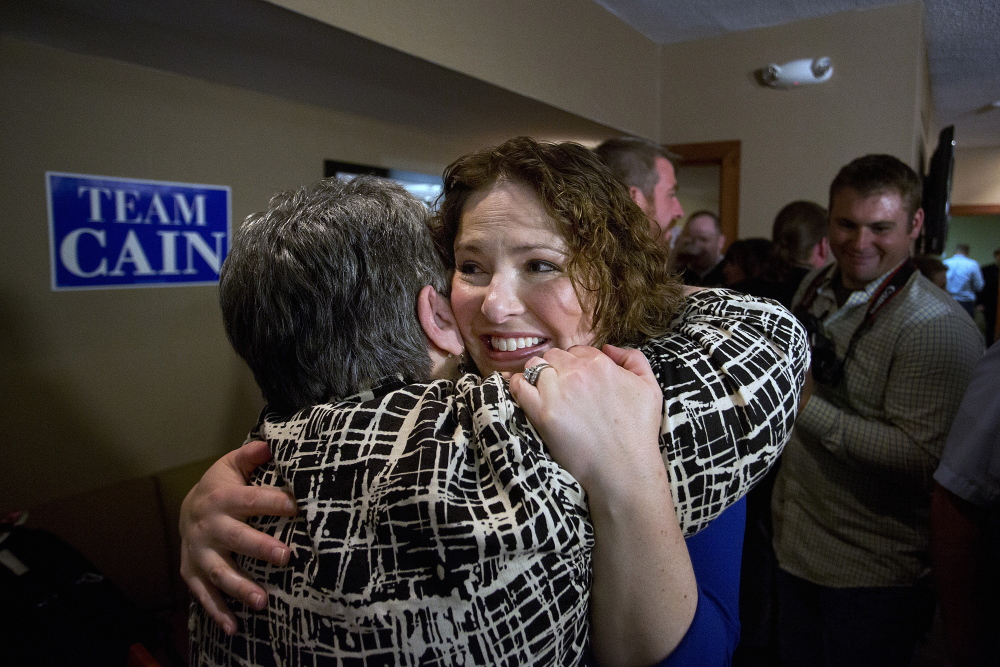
<box><xmin>523</xmin><ymin>362</ymin><xmax>553</xmax><ymax>387</ymax></box>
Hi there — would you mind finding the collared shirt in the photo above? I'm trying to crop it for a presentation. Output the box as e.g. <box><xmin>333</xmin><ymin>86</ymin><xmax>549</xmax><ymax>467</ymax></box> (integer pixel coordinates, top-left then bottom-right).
<box><xmin>935</xmin><ymin>340</ymin><xmax>1000</xmax><ymax>508</ymax></box>
<box><xmin>943</xmin><ymin>253</ymin><xmax>984</xmax><ymax>303</ymax></box>
<box><xmin>773</xmin><ymin>261</ymin><xmax>984</xmax><ymax>588</ymax></box>
<box><xmin>190</xmin><ymin>290</ymin><xmax>809</xmax><ymax>666</ymax></box>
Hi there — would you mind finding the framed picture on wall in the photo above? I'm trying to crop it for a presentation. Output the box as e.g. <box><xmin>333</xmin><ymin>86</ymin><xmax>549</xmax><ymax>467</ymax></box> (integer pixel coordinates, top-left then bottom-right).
<box><xmin>325</xmin><ymin>160</ymin><xmax>443</xmax><ymax>208</ymax></box>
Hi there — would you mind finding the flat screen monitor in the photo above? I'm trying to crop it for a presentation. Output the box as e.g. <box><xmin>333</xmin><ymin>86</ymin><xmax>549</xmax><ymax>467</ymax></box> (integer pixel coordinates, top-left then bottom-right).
<box><xmin>324</xmin><ymin>160</ymin><xmax>443</xmax><ymax>208</ymax></box>
<box><xmin>918</xmin><ymin>125</ymin><xmax>955</xmax><ymax>256</ymax></box>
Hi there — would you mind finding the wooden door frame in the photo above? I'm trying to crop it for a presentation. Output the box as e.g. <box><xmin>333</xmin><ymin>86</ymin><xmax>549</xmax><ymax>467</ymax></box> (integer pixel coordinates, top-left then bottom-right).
<box><xmin>667</xmin><ymin>140</ymin><xmax>741</xmax><ymax>248</ymax></box>
<box><xmin>951</xmin><ymin>204</ymin><xmax>1000</xmax><ymax>216</ymax></box>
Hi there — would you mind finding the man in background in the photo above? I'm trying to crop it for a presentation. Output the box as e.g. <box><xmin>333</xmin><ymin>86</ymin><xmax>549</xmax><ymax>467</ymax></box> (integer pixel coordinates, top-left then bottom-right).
<box><xmin>931</xmin><ymin>340</ymin><xmax>1000</xmax><ymax>667</ymax></box>
<box><xmin>771</xmin><ymin>154</ymin><xmax>983</xmax><ymax>666</ymax></box>
<box><xmin>675</xmin><ymin>210</ymin><xmax>726</xmax><ymax>287</ymax></box>
<box><xmin>771</xmin><ymin>200</ymin><xmax>831</xmax><ymax>274</ymax></box>
<box><xmin>595</xmin><ymin>137</ymin><xmax>685</xmax><ymax>250</ymax></box>
<box><xmin>976</xmin><ymin>247</ymin><xmax>1000</xmax><ymax>345</ymax></box>
<box><xmin>913</xmin><ymin>255</ymin><xmax>949</xmax><ymax>291</ymax></box>
<box><xmin>944</xmin><ymin>243</ymin><xmax>984</xmax><ymax>317</ymax></box>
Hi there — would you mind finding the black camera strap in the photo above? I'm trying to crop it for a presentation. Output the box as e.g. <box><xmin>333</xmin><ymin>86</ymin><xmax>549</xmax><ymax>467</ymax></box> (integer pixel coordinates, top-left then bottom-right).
<box><xmin>796</xmin><ymin>258</ymin><xmax>917</xmax><ymax>382</ymax></box>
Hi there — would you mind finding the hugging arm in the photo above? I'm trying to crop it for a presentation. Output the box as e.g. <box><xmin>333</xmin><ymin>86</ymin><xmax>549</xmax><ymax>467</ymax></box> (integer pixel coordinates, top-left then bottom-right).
<box><xmin>655</xmin><ymin>497</ymin><xmax>745</xmax><ymax>666</ymax></box>
<box><xmin>647</xmin><ymin>289</ymin><xmax>810</xmax><ymax>536</ymax></box>
<box><xmin>511</xmin><ymin>345</ymin><xmax>696</xmax><ymax>667</ymax></box>
<box><xmin>179</xmin><ymin>440</ymin><xmax>297</xmax><ymax>634</ymax></box>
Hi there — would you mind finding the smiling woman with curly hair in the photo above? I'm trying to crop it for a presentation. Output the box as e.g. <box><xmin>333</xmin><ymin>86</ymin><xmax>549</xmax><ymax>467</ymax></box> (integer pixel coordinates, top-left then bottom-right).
<box><xmin>431</xmin><ymin>136</ymin><xmax>685</xmax><ymax>375</ymax></box>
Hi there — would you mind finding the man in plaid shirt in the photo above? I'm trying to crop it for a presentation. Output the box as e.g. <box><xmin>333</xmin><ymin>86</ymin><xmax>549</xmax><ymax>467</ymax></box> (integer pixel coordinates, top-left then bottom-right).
<box><xmin>772</xmin><ymin>154</ymin><xmax>984</xmax><ymax>666</ymax></box>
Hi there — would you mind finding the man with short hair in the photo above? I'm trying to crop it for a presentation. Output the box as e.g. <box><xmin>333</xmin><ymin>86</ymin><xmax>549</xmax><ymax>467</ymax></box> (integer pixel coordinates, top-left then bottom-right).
<box><xmin>977</xmin><ymin>247</ymin><xmax>1000</xmax><ymax>344</ymax></box>
<box><xmin>771</xmin><ymin>200</ymin><xmax>831</xmax><ymax>272</ymax></box>
<box><xmin>595</xmin><ymin>136</ymin><xmax>685</xmax><ymax>249</ymax></box>
<box><xmin>931</xmin><ymin>340</ymin><xmax>1000</xmax><ymax>666</ymax></box>
<box><xmin>676</xmin><ymin>210</ymin><xmax>726</xmax><ymax>287</ymax></box>
<box><xmin>943</xmin><ymin>243</ymin><xmax>984</xmax><ymax>317</ymax></box>
<box><xmin>771</xmin><ymin>154</ymin><xmax>984</xmax><ymax>666</ymax></box>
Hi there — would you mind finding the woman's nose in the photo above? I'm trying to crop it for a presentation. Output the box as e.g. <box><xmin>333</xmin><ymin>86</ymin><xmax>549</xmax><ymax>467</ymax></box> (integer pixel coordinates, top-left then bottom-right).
<box><xmin>481</xmin><ymin>274</ymin><xmax>524</xmax><ymax>322</ymax></box>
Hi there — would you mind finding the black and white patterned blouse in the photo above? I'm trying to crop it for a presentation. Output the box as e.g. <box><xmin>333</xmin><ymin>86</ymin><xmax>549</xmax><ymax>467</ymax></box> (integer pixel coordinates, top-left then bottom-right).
<box><xmin>190</xmin><ymin>290</ymin><xmax>809</xmax><ymax>666</ymax></box>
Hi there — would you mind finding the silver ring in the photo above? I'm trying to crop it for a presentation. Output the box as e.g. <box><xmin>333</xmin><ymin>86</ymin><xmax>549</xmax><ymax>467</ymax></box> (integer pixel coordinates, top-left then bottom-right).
<box><xmin>523</xmin><ymin>362</ymin><xmax>552</xmax><ymax>386</ymax></box>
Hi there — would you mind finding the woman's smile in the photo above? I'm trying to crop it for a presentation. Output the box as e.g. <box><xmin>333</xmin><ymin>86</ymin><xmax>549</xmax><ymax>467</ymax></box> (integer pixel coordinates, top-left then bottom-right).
<box><xmin>488</xmin><ymin>335</ymin><xmax>544</xmax><ymax>352</ymax></box>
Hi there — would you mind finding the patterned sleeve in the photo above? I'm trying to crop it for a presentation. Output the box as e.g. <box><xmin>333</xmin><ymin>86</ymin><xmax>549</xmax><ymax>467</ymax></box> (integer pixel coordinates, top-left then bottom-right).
<box><xmin>641</xmin><ymin>288</ymin><xmax>809</xmax><ymax>536</ymax></box>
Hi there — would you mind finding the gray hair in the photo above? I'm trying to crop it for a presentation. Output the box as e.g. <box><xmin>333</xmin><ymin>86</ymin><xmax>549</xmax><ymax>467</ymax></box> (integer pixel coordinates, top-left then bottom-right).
<box><xmin>595</xmin><ymin>136</ymin><xmax>677</xmax><ymax>200</ymax></box>
<box><xmin>219</xmin><ymin>176</ymin><xmax>448</xmax><ymax>415</ymax></box>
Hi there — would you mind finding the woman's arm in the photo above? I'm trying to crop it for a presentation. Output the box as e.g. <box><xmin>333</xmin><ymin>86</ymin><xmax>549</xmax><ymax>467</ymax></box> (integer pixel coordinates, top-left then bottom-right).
<box><xmin>179</xmin><ymin>440</ymin><xmax>297</xmax><ymax>634</ymax></box>
<box><xmin>511</xmin><ymin>345</ymin><xmax>697</xmax><ymax>667</ymax></box>
<box><xmin>653</xmin><ymin>497</ymin><xmax>745</xmax><ymax>666</ymax></box>
<box><xmin>646</xmin><ymin>288</ymin><xmax>809</xmax><ymax>536</ymax></box>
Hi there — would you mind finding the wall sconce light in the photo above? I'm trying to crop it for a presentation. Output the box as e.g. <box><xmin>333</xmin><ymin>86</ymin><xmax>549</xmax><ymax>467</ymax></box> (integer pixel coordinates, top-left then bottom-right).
<box><xmin>760</xmin><ymin>57</ymin><xmax>833</xmax><ymax>88</ymax></box>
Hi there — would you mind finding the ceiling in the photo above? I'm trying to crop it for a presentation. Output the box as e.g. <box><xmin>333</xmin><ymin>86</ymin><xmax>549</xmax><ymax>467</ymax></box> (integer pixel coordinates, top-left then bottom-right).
<box><xmin>593</xmin><ymin>0</ymin><xmax>1000</xmax><ymax>148</ymax></box>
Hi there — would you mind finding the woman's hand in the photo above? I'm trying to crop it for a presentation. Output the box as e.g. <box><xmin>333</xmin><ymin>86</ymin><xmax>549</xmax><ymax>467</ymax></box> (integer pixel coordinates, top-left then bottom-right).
<box><xmin>511</xmin><ymin>345</ymin><xmax>697</xmax><ymax>667</ymax></box>
<box><xmin>510</xmin><ymin>344</ymin><xmax>664</xmax><ymax>493</ymax></box>
<box><xmin>179</xmin><ymin>440</ymin><xmax>298</xmax><ymax>635</ymax></box>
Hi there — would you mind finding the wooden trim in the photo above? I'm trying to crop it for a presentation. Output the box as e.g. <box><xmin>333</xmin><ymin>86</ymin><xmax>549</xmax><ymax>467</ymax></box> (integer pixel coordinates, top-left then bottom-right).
<box><xmin>668</xmin><ymin>140</ymin><xmax>740</xmax><ymax>165</ymax></box>
<box><xmin>667</xmin><ymin>140</ymin><xmax>741</xmax><ymax>247</ymax></box>
<box><xmin>950</xmin><ymin>204</ymin><xmax>1000</xmax><ymax>216</ymax></box>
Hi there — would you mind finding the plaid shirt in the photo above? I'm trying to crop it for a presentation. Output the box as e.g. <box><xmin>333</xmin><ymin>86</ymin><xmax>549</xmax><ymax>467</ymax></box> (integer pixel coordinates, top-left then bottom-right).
<box><xmin>190</xmin><ymin>290</ymin><xmax>808</xmax><ymax>666</ymax></box>
<box><xmin>773</xmin><ymin>263</ymin><xmax>984</xmax><ymax>587</ymax></box>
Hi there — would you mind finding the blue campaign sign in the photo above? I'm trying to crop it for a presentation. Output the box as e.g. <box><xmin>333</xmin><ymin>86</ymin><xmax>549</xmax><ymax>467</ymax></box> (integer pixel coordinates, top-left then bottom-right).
<box><xmin>47</xmin><ymin>172</ymin><xmax>231</xmax><ymax>291</ymax></box>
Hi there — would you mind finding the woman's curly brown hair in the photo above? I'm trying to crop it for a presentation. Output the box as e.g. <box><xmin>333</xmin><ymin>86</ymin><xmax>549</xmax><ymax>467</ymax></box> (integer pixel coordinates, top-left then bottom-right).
<box><xmin>430</xmin><ymin>136</ymin><xmax>685</xmax><ymax>347</ymax></box>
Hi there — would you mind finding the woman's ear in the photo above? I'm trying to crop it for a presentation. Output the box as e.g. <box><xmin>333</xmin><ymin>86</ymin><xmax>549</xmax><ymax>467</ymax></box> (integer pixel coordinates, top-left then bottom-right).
<box><xmin>417</xmin><ymin>285</ymin><xmax>464</xmax><ymax>358</ymax></box>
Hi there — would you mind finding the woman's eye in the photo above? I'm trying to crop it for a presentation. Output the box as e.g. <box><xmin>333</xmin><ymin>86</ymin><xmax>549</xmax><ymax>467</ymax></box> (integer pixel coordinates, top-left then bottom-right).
<box><xmin>458</xmin><ymin>261</ymin><xmax>482</xmax><ymax>275</ymax></box>
<box><xmin>527</xmin><ymin>260</ymin><xmax>559</xmax><ymax>273</ymax></box>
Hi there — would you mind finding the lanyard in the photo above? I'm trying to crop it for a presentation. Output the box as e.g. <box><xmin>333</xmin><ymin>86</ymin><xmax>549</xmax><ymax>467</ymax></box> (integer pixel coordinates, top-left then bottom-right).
<box><xmin>795</xmin><ymin>259</ymin><xmax>916</xmax><ymax>381</ymax></box>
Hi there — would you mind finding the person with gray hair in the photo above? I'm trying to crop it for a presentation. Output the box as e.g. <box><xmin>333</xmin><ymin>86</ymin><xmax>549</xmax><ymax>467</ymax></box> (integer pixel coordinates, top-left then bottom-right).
<box><xmin>595</xmin><ymin>136</ymin><xmax>685</xmax><ymax>249</ymax></box>
<box><xmin>219</xmin><ymin>176</ymin><xmax>451</xmax><ymax>415</ymax></box>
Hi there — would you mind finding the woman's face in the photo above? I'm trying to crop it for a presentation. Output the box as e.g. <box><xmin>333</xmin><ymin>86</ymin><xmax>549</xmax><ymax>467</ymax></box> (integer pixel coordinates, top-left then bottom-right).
<box><xmin>450</xmin><ymin>180</ymin><xmax>595</xmax><ymax>375</ymax></box>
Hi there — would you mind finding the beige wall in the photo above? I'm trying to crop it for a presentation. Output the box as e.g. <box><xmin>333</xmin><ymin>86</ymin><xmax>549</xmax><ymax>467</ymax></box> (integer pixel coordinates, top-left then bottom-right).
<box><xmin>268</xmin><ymin>0</ymin><xmax>659</xmax><ymax>139</ymax></box>
<box><xmin>658</xmin><ymin>3</ymin><xmax>925</xmax><ymax>239</ymax></box>
<box><xmin>0</xmin><ymin>36</ymin><xmax>492</xmax><ymax>508</ymax></box>
<box><xmin>953</xmin><ymin>147</ymin><xmax>1000</xmax><ymax>205</ymax></box>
